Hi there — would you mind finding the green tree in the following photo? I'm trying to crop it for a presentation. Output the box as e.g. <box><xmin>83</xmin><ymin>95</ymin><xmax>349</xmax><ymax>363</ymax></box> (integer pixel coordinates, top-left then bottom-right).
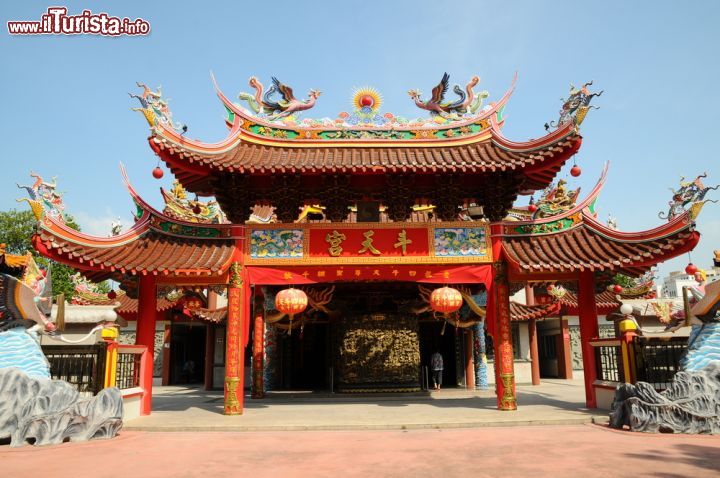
<box><xmin>0</xmin><ymin>209</ymin><xmax>37</xmax><ymax>254</ymax></box>
<box><xmin>612</xmin><ymin>273</ymin><xmax>636</xmax><ymax>289</ymax></box>
<box><xmin>0</xmin><ymin>208</ymin><xmax>89</xmax><ymax>300</ymax></box>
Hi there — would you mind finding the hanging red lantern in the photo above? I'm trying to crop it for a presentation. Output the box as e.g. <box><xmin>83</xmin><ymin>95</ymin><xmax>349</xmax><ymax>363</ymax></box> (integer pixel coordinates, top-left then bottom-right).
<box><xmin>612</xmin><ymin>284</ymin><xmax>623</xmax><ymax>294</ymax></box>
<box><xmin>152</xmin><ymin>166</ymin><xmax>164</xmax><ymax>179</ymax></box>
<box><xmin>430</xmin><ymin>286</ymin><xmax>463</xmax><ymax>314</ymax></box>
<box><xmin>528</xmin><ymin>203</ymin><xmax>538</xmax><ymax>213</ymax></box>
<box><xmin>107</xmin><ymin>290</ymin><xmax>117</xmax><ymax>300</ymax></box>
<box><xmin>275</xmin><ymin>288</ymin><xmax>308</xmax><ymax>335</ymax></box>
<box><xmin>570</xmin><ymin>165</ymin><xmax>582</xmax><ymax>177</ymax></box>
<box><xmin>685</xmin><ymin>263</ymin><xmax>698</xmax><ymax>275</ymax></box>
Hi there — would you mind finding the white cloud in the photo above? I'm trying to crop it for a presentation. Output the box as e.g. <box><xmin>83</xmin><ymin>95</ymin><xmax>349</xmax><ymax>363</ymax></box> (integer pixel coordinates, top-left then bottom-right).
<box><xmin>72</xmin><ymin>208</ymin><xmax>134</xmax><ymax>237</ymax></box>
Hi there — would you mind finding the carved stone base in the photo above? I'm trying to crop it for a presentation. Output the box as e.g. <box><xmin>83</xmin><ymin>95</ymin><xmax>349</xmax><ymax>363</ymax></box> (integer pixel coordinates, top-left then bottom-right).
<box><xmin>609</xmin><ymin>362</ymin><xmax>720</xmax><ymax>434</ymax></box>
<box><xmin>0</xmin><ymin>368</ymin><xmax>123</xmax><ymax>447</ymax></box>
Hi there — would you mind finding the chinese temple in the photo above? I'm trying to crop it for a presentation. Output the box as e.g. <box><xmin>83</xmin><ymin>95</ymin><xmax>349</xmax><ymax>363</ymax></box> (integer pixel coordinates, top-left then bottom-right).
<box><xmin>23</xmin><ymin>74</ymin><xmax>704</xmax><ymax>415</ymax></box>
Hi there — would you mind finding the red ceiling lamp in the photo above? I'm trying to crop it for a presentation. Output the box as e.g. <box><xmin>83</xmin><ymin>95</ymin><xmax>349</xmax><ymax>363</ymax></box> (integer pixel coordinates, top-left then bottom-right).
<box><xmin>528</xmin><ymin>196</ymin><xmax>538</xmax><ymax>214</ymax></box>
<box><xmin>430</xmin><ymin>287</ymin><xmax>463</xmax><ymax>315</ymax></box>
<box><xmin>430</xmin><ymin>286</ymin><xmax>463</xmax><ymax>335</ymax></box>
<box><xmin>152</xmin><ymin>159</ymin><xmax>164</xmax><ymax>179</ymax></box>
<box><xmin>570</xmin><ymin>156</ymin><xmax>582</xmax><ymax>177</ymax></box>
<box><xmin>275</xmin><ymin>288</ymin><xmax>308</xmax><ymax>335</ymax></box>
<box><xmin>569</xmin><ymin>154</ymin><xmax>581</xmax><ymax>178</ymax></box>
<box><xmin>192</xmin><ymin>195</ymin><xmax>202</xmax><ymax>215</ymax></box>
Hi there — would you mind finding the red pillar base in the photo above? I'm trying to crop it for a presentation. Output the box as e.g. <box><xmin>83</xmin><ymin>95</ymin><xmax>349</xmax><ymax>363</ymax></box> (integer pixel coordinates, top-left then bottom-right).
<box><xmin>136</xmin><ymin>275</ymin><xmax>157</xmax><ymax>416</ymax></box>
<box><xmin>251</xmin><ymin>311</ymin><xmax>265</xmax><ymax>399</ymax></box>
<box><xmin>490</xmin><ymin>261</ymin><xmax>517</xmax><ymax>411</ymax></box>
<box><xmin>578</xmin><ymin>271</ymin><xmax>599</xmax><ymax>409</ymax></box>
<box><xmin>224</xmin><ymin>263</ymin><xmax>245</xmax><ymax>415</ymax></box>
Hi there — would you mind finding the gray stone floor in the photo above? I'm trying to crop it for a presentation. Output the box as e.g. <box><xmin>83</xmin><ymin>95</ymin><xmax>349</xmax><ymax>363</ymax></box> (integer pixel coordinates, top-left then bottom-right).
<box><xmin>125</xmin><ymin>377</ymin><xmax>607</xmax><ymax>431</ymax></box>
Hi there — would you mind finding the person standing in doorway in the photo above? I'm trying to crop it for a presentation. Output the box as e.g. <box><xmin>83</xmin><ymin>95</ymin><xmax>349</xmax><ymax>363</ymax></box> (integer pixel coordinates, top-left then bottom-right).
<box><xmin>431</xmin><ymin>350</ymin><xmax>443</xmax><ymax>390</ymax></box>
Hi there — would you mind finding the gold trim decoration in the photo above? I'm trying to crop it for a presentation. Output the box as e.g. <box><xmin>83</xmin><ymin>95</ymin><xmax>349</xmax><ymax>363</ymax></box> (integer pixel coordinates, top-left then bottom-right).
<box><xmin>229</xmin><ymin>262</ymin><xmax>243</xmax><ymax>289</ymax></box>
<box><xmin>224</xmin><ymin>377</ymin><xmax>242</xmax><ymax>415</ymax></box>
<box><xmin>338</xmin><ymin>387</ymin><xmax>422</xmax><ymax>393</ymax></box>
<box><xmin>499</xmin><ymin>373</ymin><xmax>517</xmax><ymax>410</ymax></box>
<box><xmin>244</xmin><ymin>221</ymin><xmax>492</xmax><ymax>266</ymax></box>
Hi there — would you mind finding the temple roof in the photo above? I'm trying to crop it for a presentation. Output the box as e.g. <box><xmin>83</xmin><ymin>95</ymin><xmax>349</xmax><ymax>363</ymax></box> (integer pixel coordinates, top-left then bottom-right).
<box><xmin>499</xmin><ymin>166</ymin><xmax>701</xmax><ymax>278</ymax></box>
<box><xmin>546</xmin><ymin>279</ymin><xmax>657</xmax><ymax>315</ymax></box>
<box><xmin>143</xmin><ymin>76</ymin><xmax>583</xmax><ymax>196</ymax></box>
<box><xmin>31</xmin><ymin>170</ymin><xmax>238</xmax><ymax>283</ymax></box>
<box><xmin>502</xmin><ymin>198</ymin><xmax>700</xmax><ymax>276</ymax></box>
<box><xmin>509</xmin><ymin>301</ymin><xmax>561</xmax><ymax>321</ymax></box>
<box><xmin>191</xmin><ymin>306</ymin><xmax>228</xmax><ymax>324</ymax></box>
<box><xmin>502</xmin><ymin>215</ymin><xmax>698</xmax><ymax>278</ymax></box>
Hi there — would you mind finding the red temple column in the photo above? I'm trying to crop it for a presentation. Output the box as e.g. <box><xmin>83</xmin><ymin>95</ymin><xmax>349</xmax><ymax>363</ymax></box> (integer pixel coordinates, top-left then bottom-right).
<box><xmin>528</xmin><ymin>319</ymin><xmax>541</xmax><ymax>386</ymax></box>
<box><xmin>161</xmin><ymin>324</ymin><xmax>171</xmax><ymax>386</ymax></box>
<box><xmin>464</xmin><ymin>329</ymin><xmax>475</xmax><ymax>390</ymax></box>
<box><xmin>136</xmin><ymin>274</ymin><xmax>157</xmax><ymax>415</ymax></box>
<box><xmin>578</xmin><ymin>270</ymin><xmax>600</xmax><ymax>408</ymax></box>
<box><xmin>557</xmin><ymin>318</ymin><xmax>573</xmax><ymax>379</ymax></box>
<box><xmin>204</xmin><ymin>324</ymin><xmax>215</xmax><ymax>390</ymax></box>
<box><xmin>224</xmin><ymin>262</ymin><xmax>246</xmax><ymax>415</ymax></box>
<box><xmin>492</xmin><ymin>263</ymin><xmax>517</xmax><ymax>410</ymax></box>
<box><xmin>251</xmin><ymin>309</ymin><xmax>265</xmax><ymax>399</ymax></box>
<box><xmin>525</xmin><ymin>284</ymin><xmax>541</xmax><ymax>386</ymax></box>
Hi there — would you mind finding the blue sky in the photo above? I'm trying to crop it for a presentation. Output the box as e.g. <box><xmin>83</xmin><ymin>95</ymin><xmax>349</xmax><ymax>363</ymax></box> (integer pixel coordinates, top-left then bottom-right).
<box><xmin>1</xmin><ymin>0</ymin><xmax>719</xmax><ymax>278</ymax></box>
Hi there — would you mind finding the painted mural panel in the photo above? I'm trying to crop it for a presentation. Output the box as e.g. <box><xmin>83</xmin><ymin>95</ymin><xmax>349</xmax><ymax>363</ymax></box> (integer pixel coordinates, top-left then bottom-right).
<box><xmin>250</xmin><ymin>229</ymin><xmax>304</xmax><ymax>259</ymax></box>
<box><xmin>434</xmin><ymin>227</ymin><xmax>489</xmax><ymax>257</ymax></box>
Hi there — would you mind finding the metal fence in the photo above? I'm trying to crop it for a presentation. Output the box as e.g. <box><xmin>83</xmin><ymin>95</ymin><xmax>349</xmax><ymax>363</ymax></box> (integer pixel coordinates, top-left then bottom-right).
<box><xmin>634</xmin><ymin>336</ymin><xmax>686</xmax><ymax>390</ymax></box>
<box><xmin>115</xmin><ymin>349</ymin><xmax>142</xmax><ymax>389</ymax></box>
<box><xmin>42</xmin><ymin>343</ymin><xmax>107</xmax><ymax>396</ymax></box>
<box><xmin>593</xmin><ymin>340</ymin><xmax>623</xmax><ymax>383</ymax></box>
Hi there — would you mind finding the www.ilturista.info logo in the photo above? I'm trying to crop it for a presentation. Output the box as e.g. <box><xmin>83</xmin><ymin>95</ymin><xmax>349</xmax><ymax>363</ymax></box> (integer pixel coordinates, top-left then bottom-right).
<box><xmin>7</xmin><ymin>7</ymin><xmax>150</xmax><ymax>36</ymax></box>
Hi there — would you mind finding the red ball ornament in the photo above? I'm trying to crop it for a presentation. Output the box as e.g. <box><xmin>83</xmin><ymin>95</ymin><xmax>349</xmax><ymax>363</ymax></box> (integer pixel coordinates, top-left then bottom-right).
<box><xmin>275</xmin><ymin>288</ymin><xmax>308</xmax><ymax>316</ymax></box>
<box><xmin>685</xmin><ymin>263</ymin><xmax>698</xmax><ymax>275</ymax></box>
<box><xmin>359</xmin><ymin>95</ymin><xmax>374</xmax><ymax>107</ymax></box>
<box><xmin>430</xmin><ymin>286</ymin><xmax>463</xmax><ymax>314</ymax></box>
<box><xmin>528</xmin><ymin>204</ymin><xmax>538</xmax><ymax>213</ymax></box>
<box><xmin>612</xmin><ymin>284</ymin><xmax>623</xmax><ymax>294</ymax></box>
<box><xmin>107</xmin><ymin>290</ymin><xmax>117</xmax><ymax>300</ymax></box>
<box><xmin>152</xmin><ymin>167</ymin><xmax>164</xmax><ymax>179</ymax></box>
<box><xmin>570</xmin><ymin>165</ymin><xmax>582</xmax><ymax>177</ymax></box>
<box><xmin>192</xmin><ymin>204</ymin><xmax>202</xmax><ymax>215</ymax></box>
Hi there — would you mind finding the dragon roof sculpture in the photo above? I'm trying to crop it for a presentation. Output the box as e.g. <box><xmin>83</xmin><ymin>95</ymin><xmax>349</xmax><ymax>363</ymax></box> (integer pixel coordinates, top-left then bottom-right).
<box><xmin>161</xmin><ymin>180</ymin><xmax>227</xmax><ymax>224</ymax></box>
<box><xmin>659</xmin><ymin>173</ymin><xmax>718</xmax><ymax>221</ymax></box>
<box><xmin>16</xmin><ymin>172</ymin><xmax>66</xmax><ymax>222</ymax></box>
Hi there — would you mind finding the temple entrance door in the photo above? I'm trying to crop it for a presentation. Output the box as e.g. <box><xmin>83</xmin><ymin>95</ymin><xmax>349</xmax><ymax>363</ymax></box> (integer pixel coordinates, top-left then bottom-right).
<box><xmin>169</xmin><ymin>323</ymin><xmax>206</xmax><ymax>385</ymax></box>
<box><xmin>278</xmin><ymin>322</ymin><xmax>329</xmax><ymax>390</ymax></box>
<box><xmin>418</xmin><ymin>320</ymin><xmax>458</xmax><ymax>388</ymax></box>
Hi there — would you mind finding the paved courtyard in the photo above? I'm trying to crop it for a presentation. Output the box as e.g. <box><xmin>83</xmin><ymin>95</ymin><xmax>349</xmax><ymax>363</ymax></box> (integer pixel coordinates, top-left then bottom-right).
<box><xmin>3</xmin><ymin>379</ymin><xmax>720</xmax><ymax>477</ymax></box>
<box><xmin>3</xmin><ymin>425</ymin><xmax>720</xmax><ymax>478</ymax></box>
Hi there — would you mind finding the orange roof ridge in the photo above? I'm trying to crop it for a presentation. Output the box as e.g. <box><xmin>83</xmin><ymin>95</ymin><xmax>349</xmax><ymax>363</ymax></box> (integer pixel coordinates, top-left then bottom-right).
<box><xmin>501</xmin><ymin>162</ymin><xmax>609</xmax><ymax>233</ymax></box>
